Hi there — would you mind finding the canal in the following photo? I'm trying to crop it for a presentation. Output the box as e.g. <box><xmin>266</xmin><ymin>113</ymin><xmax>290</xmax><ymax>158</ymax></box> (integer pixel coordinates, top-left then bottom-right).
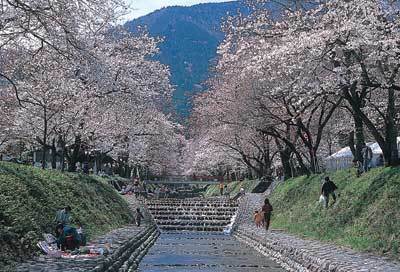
<box><xmin>138</xmin><ymin>231</ymin><xmax>285</xmax><ymax>272</ymax></box>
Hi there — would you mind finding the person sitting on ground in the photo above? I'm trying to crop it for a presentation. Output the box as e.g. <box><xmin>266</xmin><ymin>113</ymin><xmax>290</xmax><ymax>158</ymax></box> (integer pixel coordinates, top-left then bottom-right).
<box><xmin>321</xmin><ymin>176</ymin><xmax>338</xmax><ymax>208</ymax></box>
<box><xmin>125</xmin><ymin>184</ymin><xmax>133</xmax><ymax>195</ymax></box>
<box><xmin>54</xmin><ymin>206</ymin><xmax>72</xmax><ymax>225</ymax></box>
<box><xmin>55</xmin><ymin>223</ymin><xmax>81</xmax><ymax>251</ymax></box>
<box><xmin>120</xmin><ymin>185</ymin><xmax>127</xmax><ymax>195</ymax></box>
<box><xmin>253</xmin><ymin>210</ymin><xmax>264</xmax><ymax>228</ymax></box>
<box><xmin>135</xmin><ymin>208</ymin><xmax>144</xmax><ymax>227</ymax></box>
<box><xmin>262</xmin><ymin>198</ymin><xmax>273</xmax><ymax>231</ymax></box>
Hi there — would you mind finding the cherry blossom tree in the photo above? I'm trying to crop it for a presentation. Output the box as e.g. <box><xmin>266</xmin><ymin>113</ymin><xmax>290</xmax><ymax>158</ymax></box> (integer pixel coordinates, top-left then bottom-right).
<box><xmin>7</xmin><ymin>47</ymin><xmax>84</xmax><ymax>168</ymax></box>
<box><xmin>0</xmin><ymin>86</ymin><xmax>17</xmax><ymax>155</ymax></box>
<box><xmin>189</xmin><ymin>0</ymin><xmax>400</xmax><ymax>181</ymax></box>
<box><xmin>0</xmin><ymin>0</ymin><xmax>129</xmax><ymax>93</ymax></box>
<box><xmin>255</xmin><ymin>0</ymin><xmax>400</xmax><ymax>165</ymax></box>
<box><xmin>194</xmin><ymin>0</ymin><xmax>400</xmax><ymax>178</ymax></box>
<box><xmin>2</xmin><ymin>23</ymin><xmax>179</xmax><ymax>175</ymax></box>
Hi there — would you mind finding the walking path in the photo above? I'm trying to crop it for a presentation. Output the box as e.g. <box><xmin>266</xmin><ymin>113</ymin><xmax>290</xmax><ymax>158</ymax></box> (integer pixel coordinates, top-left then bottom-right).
<box><xmin>235</xmin><ymin>193</ymin><xmax>400</xmax><ymax>272</ymax></box>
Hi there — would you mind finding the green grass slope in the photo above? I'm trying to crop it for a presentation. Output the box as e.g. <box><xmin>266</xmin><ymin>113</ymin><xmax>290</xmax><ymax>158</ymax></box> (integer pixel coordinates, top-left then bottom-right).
<box><xmin>270</xmin><ymin>167</ymin><xmax>400</xmax><ymax>260</ymax></box>
<box><xmin>204</xmin><ymin>180</ymin><xmax>261</xmax><ymax>197</ymax></box>
<box><xmin>0</xmin><ymin>162</ymin><xmax>133</xmax><ymax>268</ymax></box>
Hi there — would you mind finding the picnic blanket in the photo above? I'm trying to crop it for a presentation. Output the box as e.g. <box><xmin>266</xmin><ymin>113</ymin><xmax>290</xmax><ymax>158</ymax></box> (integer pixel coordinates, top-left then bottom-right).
<box><xmin>37</xmin><ymin>233</ymin><xmax>104</xmax><ymax>259</ymax></box>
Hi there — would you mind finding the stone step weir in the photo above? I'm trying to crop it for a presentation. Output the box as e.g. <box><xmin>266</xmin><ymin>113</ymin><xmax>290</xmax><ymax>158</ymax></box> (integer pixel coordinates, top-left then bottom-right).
<box><xmin>146</xmin><ymin>198</ymin><xmax>238</xmax><ymax>232</ymax></box>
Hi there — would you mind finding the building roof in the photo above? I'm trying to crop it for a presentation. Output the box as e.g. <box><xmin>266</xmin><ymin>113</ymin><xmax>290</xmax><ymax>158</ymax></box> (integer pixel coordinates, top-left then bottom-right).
<box><xmin>327</xmin><ymin>137</ymin><xmax>400</xmax><ymax>160</ymax></box>
<box><xmin>326</xmin><ymin>142</ymin><xmax>383</xmax><ymax>159</ymax></box>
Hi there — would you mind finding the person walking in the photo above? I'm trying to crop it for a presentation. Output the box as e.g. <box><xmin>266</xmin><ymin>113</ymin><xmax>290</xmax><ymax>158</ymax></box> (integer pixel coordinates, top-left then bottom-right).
<box><xmin>321</xmin><ymin>176</ymin><xmax>338</xmax><ymax>208</ymax></box>
<box><xmin>135</xmin><ymin>208</ymin><xmax>144</xmax><ymax>227</ymax></box>
<box><xmin>262</xmin><ymin>198</ymin><xmax>273</xmax><ymax>231</ymax></box>
<box><xmin>219</xmin><ymin>182</ymin><xmax>224</xmax><ymax>196</ymax></box>
<box><xmin>253</xmin><ymin>210</ymin><xmax>264</xmax><ymax>228</ymax></box>
<box><xmin>362</xmin><ymin>143</ymin><xmax>373</xmax><ymax>172</ymax></box>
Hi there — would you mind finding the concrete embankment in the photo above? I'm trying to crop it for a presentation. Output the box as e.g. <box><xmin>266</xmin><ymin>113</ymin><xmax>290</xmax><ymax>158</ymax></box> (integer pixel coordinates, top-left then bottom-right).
<box><xmin>91</xmin><ymin>225</ymin><xmax>159</xmax><ymax>272</ymax></box>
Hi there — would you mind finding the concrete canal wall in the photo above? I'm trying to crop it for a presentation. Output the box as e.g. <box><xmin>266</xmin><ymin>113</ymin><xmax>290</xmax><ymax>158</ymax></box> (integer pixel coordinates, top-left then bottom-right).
<box><xmin>91</xmin><ymin>225</ymin><xmax>159</xmax><ymax>272</ymax></box>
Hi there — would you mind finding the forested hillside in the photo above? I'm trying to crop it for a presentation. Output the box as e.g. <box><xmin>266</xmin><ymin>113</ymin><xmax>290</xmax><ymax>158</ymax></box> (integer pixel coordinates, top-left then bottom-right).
<box><xmin>126</xmin><ymin>1</ymin><xmax>250</xmax><ymax>117</ymax></box>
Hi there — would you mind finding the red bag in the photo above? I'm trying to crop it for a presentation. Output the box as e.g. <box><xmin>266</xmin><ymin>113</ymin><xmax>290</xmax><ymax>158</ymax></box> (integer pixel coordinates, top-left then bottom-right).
<box><xmin>65</xmin><ymin>235</ymin><xmax>77</xmax><ymax>250</ymax></box>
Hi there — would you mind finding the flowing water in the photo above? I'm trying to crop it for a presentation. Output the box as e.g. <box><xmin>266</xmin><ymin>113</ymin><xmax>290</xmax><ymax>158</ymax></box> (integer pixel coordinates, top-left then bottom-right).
<box><xmin>138</xmin><ymin>231</ymin><xmax>285</xmax><ymax>272</ymax></box>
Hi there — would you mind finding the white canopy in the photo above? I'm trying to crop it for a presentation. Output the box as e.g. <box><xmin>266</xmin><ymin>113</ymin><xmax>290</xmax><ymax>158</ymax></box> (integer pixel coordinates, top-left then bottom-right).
<box><xmin>327</xmin><ymin>137</ymin><xmax>400</xmax><ymax>160</ymax></box>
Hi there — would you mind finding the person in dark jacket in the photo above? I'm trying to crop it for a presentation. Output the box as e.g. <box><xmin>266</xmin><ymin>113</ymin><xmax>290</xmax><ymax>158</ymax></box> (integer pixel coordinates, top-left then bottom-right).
<box><xmin>55</xmin><ymin>224</ymin><xmax>81</xmax><ymax>251</ymax></box>
<box><xmin>321</xmin><ymin>176</ymin><xmax>338</xmax><ymax>208</ymax></box>
<box><xmin>262</xmin><ymin>198</ymin><xmax>273</xmax><ymax>231</ymax></box>
<box><xmin>135</xmin><ymin>208</ymin><xmax>144</xmax><ymax>227</ymax></box>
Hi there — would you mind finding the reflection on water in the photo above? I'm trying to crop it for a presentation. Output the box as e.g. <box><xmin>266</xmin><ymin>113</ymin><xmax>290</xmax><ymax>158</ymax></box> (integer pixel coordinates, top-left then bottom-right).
<box><xmin>138</xmin><ymin>231</ymin><xmax>285</xmax><ymax>272</ymax></box>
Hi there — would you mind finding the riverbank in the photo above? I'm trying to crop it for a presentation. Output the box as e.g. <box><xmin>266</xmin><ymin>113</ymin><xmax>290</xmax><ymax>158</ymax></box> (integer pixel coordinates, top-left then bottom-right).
<box><xmin>0</xmin><ymin>162</ymin><xmax>133</xmax><ymax>269</ymax></box>
<box><xmin>15</xmin><ymin>195</ymin><xmax>159</xmax><ymax>272</ymax></box>
<box><xmin>269</xmin><ymin>167</ymin><xmax>400</xmax><ymax>260</ymax></box>
<box><xmin>234</xmin><ymin>223</ymin><xmax>400</xmax><ymax>272</ymax></box>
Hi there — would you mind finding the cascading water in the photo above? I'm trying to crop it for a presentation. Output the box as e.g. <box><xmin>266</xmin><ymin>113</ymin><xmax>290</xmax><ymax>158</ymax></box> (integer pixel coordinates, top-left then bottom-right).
<box><xmin>140</xmin><ymin>198</ymin><xmax>285</xmax><ymax>272</ymax></box>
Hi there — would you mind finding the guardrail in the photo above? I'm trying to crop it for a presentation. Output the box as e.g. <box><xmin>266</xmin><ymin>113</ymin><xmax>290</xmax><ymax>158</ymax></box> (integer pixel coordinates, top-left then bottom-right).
<box><xmin>144</xmin><ymin>179</ymin><xmax>220</xmax><ymax>185</ymax></box>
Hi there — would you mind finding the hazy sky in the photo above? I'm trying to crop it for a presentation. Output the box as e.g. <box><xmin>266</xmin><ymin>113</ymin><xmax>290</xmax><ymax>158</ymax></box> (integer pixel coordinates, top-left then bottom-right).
<box><xmin>126</xmin><ymin>0</ymin><xmax>232</xmax><ymax>20</ymax></box>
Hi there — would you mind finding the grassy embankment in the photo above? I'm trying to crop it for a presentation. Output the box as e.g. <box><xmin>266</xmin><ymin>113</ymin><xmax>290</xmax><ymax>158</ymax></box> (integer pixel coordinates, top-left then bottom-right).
<box><xmin>269</xmin><ymin>167</ymin><xmax>400</xmax><ymax>260</ymax></box>
<box><xmin>203</xmin><ymin>179</ymin><xmax>262</xmax><ymax>197</ymax></box>
<box><xmin>0</xmin><ymin>162</ymin><xmax>133</xmax><ymax>268</ymax></box>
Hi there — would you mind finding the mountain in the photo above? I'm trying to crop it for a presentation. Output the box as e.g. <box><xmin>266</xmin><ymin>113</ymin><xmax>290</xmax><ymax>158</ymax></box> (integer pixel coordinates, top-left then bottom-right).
<box><xmin>125</xmin><ymin>1</ymin><xmax>250</xmax><ymax>118</ymax></box>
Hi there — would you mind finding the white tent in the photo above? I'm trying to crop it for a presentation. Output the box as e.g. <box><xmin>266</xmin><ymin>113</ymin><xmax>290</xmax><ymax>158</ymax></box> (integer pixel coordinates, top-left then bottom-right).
<box><xmin>324</xmin><ymin>138</ymin><xmax>400</xmax><ymax>171</ymax></box>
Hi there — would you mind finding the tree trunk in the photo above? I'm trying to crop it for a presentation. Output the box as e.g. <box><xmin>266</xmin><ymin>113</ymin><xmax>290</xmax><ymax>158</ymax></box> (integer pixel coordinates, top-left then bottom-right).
<box><xmin>61</xmin><ymin>144</ymin><xmax>65</xmax><ymax>172</ymax></box>
<box><xmin>57</xmin><ymin>135</ymin><xmax>66</xmax><ymax>172</ymax></box>
<box><xmin>385</xmin><ymin>87</ymin><xmax>399</xmax><ymax>166</ymax></box>
<box><xmin>348</xmin><ymin>131</ymin><xmax>356</xmax><ymax>159</ymax></box>
<box><xmin>276</xmin><ymin>138</ymin><xmax>292</xmax><ymax>179</ymax></box>
<box><xmin>41</xmin><ymin>110</ymin><xmax>48</xmax><ymax>169</ymax></box>
<box><xmin>353</xmin><ymin>113</ymin><xmax>365</xmax><ymax>162</ymax></box>
<box><xmin>67</xmin><ymin>135</ymin><xmax>81</xmax><ymax>172</ymax></box>
<box><xmin>41</xmin><ymin>145</ymin><xmax>47</xmax><ymax>169</ymax></box>
<box><xmin>51</xmin><ymin>138</ymin><xmax>57</xmax><ymax>169</ymax></box>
